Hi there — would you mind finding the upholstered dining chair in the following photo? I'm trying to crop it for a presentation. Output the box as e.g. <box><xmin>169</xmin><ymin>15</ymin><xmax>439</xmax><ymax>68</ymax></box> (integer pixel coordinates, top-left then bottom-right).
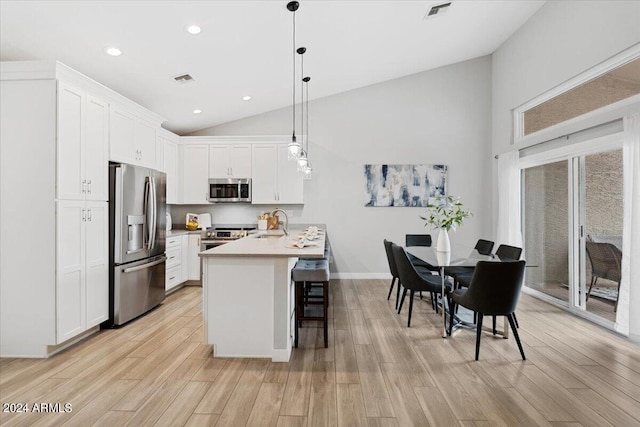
<box><xmin>455</xmin><ymin>244</ymin><xmax>523</xmax><ymax>331</ymax></box>
<box><xmin>392</xmin><ymin>243</ymin><xmax>451</xmax><ymax>327</ymax></box>
<box><xmin>449</xmin><ymin>260</ymin><xmax>526</xmax><ymax>361</ymax></box>
<box><xmin>585</xmin><ymin>241</ymin><xmax>622</xmax><ymax>311</ymax></box>
<box><xmin>444</xmin><ymin>239</ymin><xmax>495</xmax><ymax>288</ymax></box>
<box><xmin>383</xmin><ymin>239</ymin><xmax>402</xmax><ymax>309</ymax></box>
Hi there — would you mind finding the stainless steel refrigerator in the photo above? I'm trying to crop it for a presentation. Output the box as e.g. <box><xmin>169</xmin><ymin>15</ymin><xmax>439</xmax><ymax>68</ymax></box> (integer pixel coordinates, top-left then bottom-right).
<box><xmin>108</xmin><ymin>163</ymin><xmax>166</xmax><ymax>326</ymax></box>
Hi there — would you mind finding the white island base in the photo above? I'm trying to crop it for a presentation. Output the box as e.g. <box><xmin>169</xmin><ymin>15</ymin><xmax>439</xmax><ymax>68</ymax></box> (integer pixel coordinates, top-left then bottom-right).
<box><xmin>202</xmin><ymin>255</ymin><xmax>297</xmax><ymax>361</ymax></box>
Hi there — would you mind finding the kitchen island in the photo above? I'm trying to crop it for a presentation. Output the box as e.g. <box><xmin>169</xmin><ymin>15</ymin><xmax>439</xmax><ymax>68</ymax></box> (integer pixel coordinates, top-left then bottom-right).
<box><xmin>199</xmin><ymin>227</ymin><xmax>326</xmax><ymax>362</ymax></box>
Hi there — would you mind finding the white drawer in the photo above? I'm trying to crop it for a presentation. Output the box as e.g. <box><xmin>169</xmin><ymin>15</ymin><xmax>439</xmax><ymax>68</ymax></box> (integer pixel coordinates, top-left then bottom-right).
<box><xmin>166</xmin><ymin>265</ymin><xmax>182</xmax><ymax>291</ymax></box>
<box><xmin>167</xmin><ymin>236</ymin><xmax>181</xmax><ymax>248</ymax></box>
<box><xmin>166</xmin><ymin>246</ymin><xmax>181</xmax><ymax>269</ymax></box>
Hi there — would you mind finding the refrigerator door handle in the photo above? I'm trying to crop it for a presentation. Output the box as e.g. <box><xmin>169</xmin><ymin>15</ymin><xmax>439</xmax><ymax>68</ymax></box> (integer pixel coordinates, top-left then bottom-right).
<box><xmin>150</xmin><ymin>177</ymin><xmax>157</xmax><ymax>250</ymax></box>
<box><xmin>144</xmin><ymin>176</ymin><xmax>152</xmax><ymax>251</ymax></box>
<box><xmin>122</xmin><ymin>256</ymin><xmax>166</xmax><ymax>274</ymax></box>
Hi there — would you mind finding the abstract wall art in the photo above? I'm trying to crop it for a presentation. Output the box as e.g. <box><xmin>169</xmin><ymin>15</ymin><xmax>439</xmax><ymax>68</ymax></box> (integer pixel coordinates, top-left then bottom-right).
<box><xmin>364</xmin><ymin>164</ymin><xmax>447</xmax><ymax>207</ymax></box>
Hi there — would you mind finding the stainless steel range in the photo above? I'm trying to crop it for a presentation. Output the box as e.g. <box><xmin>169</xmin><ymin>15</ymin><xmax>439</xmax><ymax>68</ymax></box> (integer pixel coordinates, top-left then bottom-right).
<box><xmin>200</xmin><ymin>226</ymin><xmax>256</xmax><ymax>252</ymax></box>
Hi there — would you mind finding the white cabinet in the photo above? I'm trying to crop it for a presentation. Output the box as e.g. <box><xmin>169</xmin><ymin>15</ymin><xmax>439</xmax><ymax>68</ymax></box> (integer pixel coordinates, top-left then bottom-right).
<box><xmin>57</xmin><ymin>83</ymin><xmax>108</xmax><ymax>201</ymax></box>
<box><xmin>181</xmin><ymin>145</ymin><xmax>210</xmax><ymax>204</ymax></box>
<box><xmin>163</xmin><ymin>140</ymin><xmax>178</xmax><ymax>204</ymax></box>
<box><xmin>209</xmin><ymin>144</ymin><xmax>252</xmax><ymax>178</ymax></box>
<box><xmin>56</xmin><ymin>200</ymin><xmax>108</xmax><ymax>343</ymax></box>
<box><xmin>166</xmin><ymin>234</ymin><xmax>184</xmax><ymax>292</ymax></box>
<box><xmin>109</xmin><ymin>106</ymin><xmax>156</xmax><ymax>168</ymax></box>
<box><xmin>251</xmin><ymin>144</ymin><xmax>303</xmax><ymax>204</ymax></box>
<box><xmin>181</xmin><ymin>234</ymin><xmax>189</xmax><ymax>282</ymax></box>
<box><xmin>188</xmin><ymin>234</ymin><xmax>201</xmax><ymax>280</ymax></box>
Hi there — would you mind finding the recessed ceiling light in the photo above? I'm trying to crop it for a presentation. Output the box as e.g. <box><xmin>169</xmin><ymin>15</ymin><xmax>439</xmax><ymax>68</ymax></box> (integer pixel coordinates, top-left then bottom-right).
<box><xmin>193</xmin><ymin>109</ymin><xmax>202</xmax><ymax>114</ymax></box>
<box><xmin>242</xmin><ymin>96</ymin><xmax>252</xmax><ymax>101</ymax></box>
<box><xmin>187</xmin><ymin>25</ymin><xmax>201</xmax><ymax>35</ymax></box>
<box><xmin>105</xmin><ymin>47</ymin><xmax>122</xmax><ymax>56</ymax></box>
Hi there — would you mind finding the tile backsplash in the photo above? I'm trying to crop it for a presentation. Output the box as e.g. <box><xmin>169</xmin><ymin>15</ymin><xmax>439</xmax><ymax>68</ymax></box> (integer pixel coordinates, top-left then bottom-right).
<box><xmin>168</xmin><ymin>204</ymin><xmax>304</xmax><ymax>227</ymax></box>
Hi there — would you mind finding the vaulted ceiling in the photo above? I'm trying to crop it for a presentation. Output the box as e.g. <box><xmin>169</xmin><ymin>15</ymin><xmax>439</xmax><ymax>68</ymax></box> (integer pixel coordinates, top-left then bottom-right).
<box><xmin>0</xmin><ymin>1</ymin><xmax>546</xmax><ymax>134</ymax></box>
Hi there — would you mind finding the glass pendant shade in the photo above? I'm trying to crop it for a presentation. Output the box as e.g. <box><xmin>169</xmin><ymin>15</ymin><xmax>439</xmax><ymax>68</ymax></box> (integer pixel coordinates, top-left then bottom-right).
<box><xmin>302</xmin><ymin>164</ymin><xmax>313</xmax><ymax>180</ymax></box>
<box><xmin>297</xmin><ymin>151</ymin><xmax>308</xmax><ymax>171</ymax></box>
<box><xmin>288</xmin><ymin>137</ymin><xmax>301</xmax><ymax>160</ymax></box>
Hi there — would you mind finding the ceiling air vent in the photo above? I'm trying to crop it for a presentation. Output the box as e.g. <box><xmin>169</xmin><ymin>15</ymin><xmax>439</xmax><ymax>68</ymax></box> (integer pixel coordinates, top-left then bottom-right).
<box><xmin>424</xmin><ymin>2</ymin><xmax>452</xmax><ymax>19</ymax></box>
<box><xmin>173</xmin><ymin>73</ymin><xmax>195</xmax><ymax>84</ymax></box>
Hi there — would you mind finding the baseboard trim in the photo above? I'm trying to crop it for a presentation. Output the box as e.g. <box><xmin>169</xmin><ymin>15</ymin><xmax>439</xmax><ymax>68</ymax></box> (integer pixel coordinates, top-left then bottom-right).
<box><xmin>332</xmin><ymin>273</ymin><xmax>392</xmax><ymax>280</ymax></box>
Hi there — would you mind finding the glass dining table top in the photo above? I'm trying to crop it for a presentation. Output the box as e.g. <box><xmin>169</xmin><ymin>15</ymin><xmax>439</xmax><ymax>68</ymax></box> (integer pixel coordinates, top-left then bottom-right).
<box><xmin>406</xmin><ymin>244</ymin><xmax>497</xmax><ymax>268</ymax></box>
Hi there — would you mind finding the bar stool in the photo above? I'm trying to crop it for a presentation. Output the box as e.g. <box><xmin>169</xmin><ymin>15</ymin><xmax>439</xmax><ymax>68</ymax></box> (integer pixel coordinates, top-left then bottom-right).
<box><xmin>292</xmin><ymin>259</ymin><xmax>330</xmax><ymax>348</ymax></box>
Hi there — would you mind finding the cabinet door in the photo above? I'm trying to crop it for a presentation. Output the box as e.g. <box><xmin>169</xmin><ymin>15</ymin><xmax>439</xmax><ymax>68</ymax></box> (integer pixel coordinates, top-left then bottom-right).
<box><xmin>188</xmin><ymin>234</ymin><xmax>201</xmax><ymax>281</ymax></box>
<box><xmin>251</xmin><ymin>145</ymin><xmax>278</xmax><ymax>204</ymax></box>
<box><xmin>209</xmin><ymin>145</ymin><xmax>230</xmax><ymax>178</ymax></box>
<box><xmin>182</xmin><ymin>145</ymin><xmax>209</xmax><ymax>204</ymax></box>
<box><xmin>85</xmin><ymin>201</ymin><xmax>109</xmax><ymax>327</ymax></box>
<box><xmin>181</xmin><ymin>235</ymin><xmax>189</xmax><ymax>282</ymax></box>
<box><xmin>276</xmin><ymin>144</ymin><xmax>304</xmax><ymax>204</ymax></box>
<box><xmin>57</xmin><ymin>83</ymin><xmax>84</xmax><ymax>200</ymax></box>
<box><xmin>56</xmin><ymin>201</ymin><xmax>86</xmax><ymax>343</ymax></box>
<box><xmin>163</xmin><ymin>141</ymin><xmax>178</xmax><ymax>204</ymax></box>
<box><xmin>109</xmin><ymin>107</ymin><xmax>135</xmax><ymax>163</ymax></box>
<box><xmin>85</xmin><ymin>95</ymin><xmax>109</xmax><ymax>201</ymax></box>
<box><xmin>135</xmin><ymin>120</ymin><xmax>157</xmax><ymax>168</ymax></box>
<box><xmin>230</xmin><ymin>144</ymin><xmax>252</xmax><ymax>178</ymax></box>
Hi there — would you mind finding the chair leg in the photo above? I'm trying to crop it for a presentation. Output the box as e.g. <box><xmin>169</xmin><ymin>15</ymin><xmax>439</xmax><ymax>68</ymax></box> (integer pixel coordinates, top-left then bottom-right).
<box><xmin>473</xmin><ymin>311</ymin><xmax>477</xmax><ymax>325</ymax></box>
<box><xmin>513</xmin><ymin>312</ymin><xmax>519</xmax><ymax>328</ymax></box>
<box><xmin>434</xmin><ymin>293</ymin><xmax>439</xmax><ymax>314</ymax></box>
<box><xmin>508</xmin><ymin>313</ymin><xmax>526</xmax><ymax>360</ymax></box>
<box><xmin>407</xmin><ymin>290</ymin><xmax>415</xmax><ymax>327</ymax></box>
<box><xmin>395</xmin><ymin>280</ymin><xmax>402</xmax><ymax>310</ymax></box>
<box><xmin>475</xmin><ymin>314</ymin><xmax>483</xmax><ymax>361</ymax></box>
<box><xmin>448</xmin><ymin>299</ymin><xmax>456</xmax><ymax>336</ymax></box>
<box><xmin>492</xmin><ymin>316</ymin><xmax>497</xmax><ymax>335</ymax></box>
<box><xmin>615</xmin><ymin>281</ymin><xmax>620</xmax><ymax>312</ymax></box>
<box><xmin>387</xmin><ymin>277</ymin><xmax>396</xmax><ymax>300</ymax></box>
<box><xmin>398</xmin><ymin>288</ymin><xmax>408</xmax><ymax>314</ymax></box>
<box><xmin>586</xmin><ymin>276</ymin><xmax>597</xmax><ymax>301</ymax></box>
<box><xmin>323</xmin><ymin>281</ymin><xmax>329</xmax><ymax>348</ymax></box>
<box><xmin>430</xmin><ymin>292</ymin><xmax>435</xmax><ymax>310</ymax></box>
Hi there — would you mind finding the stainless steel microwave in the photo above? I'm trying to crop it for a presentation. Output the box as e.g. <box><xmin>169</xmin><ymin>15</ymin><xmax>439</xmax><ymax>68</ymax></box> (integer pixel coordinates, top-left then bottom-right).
<box><xmin>208</xmin><ymin>178</ymin><xmax>251</xmax><ymax>203</ymax></box>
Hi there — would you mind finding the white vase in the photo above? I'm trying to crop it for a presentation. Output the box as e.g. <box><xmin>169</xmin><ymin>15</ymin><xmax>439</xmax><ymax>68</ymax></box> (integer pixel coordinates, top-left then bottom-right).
<box><xmin>436</xmin><ymin>228</ymin><xmax>450</xmax><ymax>252</ymax></box>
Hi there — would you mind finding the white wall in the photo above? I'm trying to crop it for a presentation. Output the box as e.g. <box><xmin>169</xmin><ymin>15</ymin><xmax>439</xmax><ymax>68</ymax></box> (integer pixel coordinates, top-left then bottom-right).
<box><xmin>186</xmin><ymin>56</ymin><xmax>493</xmax><ymax>277</ymax></box>
<box><xmin>492</xmin><ymin>0</ymin><xmax>640</xmax><ymax>156</ymax></box>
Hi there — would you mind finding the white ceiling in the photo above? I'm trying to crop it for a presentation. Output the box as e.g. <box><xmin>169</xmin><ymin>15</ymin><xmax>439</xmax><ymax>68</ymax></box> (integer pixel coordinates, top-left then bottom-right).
<box><xmin>0</xmin><ymin>0</ymin><xmax>546</xmax><ymax>134</ymax></box>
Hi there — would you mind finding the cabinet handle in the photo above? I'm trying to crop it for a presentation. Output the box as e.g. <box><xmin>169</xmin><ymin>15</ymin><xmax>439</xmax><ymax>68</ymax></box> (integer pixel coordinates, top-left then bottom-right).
<box><xmin>82</xmin><ymin>179</ymin><xmax>87</xmax><ymax>193</ymax></box>
<box><xmin>81</xmin><ymin>209</ymin><xmax>86</xmax><ymax>222</ymax></box>
<box><xmin>169</xmin><ymin>256</ymin><xmax>176</xmax><ymax>260</ymax></box>
<box><xmin>169</xmin><ymin>276</ymin><xmax>176</xmax><ymax>280</ymax></box>
<box><xmin>87</xmin><ymin>208</ymin><xmax>92</xmax><ymax>222</ymax></box>
<box><xmin>87</xmin><ymin>180</ymin><xmax>92</xmax><ymax>194</ymax></box>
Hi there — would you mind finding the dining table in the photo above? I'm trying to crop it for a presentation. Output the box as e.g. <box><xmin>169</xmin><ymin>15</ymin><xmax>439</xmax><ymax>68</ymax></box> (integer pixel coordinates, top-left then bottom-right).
<box><xmin>406</xmin><ymin>244</ymin><xmax>507</xmax><ymax>338</ymax></box>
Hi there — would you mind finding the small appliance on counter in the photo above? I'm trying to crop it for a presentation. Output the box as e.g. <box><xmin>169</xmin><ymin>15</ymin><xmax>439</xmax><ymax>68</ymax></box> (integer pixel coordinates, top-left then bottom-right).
<box><xmin>166</xmin><ymin>212</ymin><xmax>172</xmax><ymax>231</ymax></box>
<box><xmin>198</xmin><ymin>213</ymin><xmax>212</xmax><ymax>229</ymax></box>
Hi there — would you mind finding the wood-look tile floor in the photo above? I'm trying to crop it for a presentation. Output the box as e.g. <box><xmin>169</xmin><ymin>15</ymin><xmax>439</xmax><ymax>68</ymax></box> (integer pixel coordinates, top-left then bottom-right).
<box><xmin>1</xmin><ymin>279</ymin><xmax>639</xmax><ymax>426</ymax></box>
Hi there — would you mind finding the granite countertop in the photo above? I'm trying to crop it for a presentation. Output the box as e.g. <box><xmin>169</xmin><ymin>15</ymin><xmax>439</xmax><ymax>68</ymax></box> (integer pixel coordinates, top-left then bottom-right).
<box><xmin>167</xmin><ymin>229</ymin><xmax>200</xmax><ymax>236</ymax></box>
<box><xmin>199</xmin><ymin>226</ymin><xmax>326</xmax><ymax>258</ymax></box>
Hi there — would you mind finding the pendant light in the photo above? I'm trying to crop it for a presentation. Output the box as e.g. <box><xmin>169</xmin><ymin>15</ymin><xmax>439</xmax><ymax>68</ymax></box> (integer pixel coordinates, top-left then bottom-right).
<box><xmin>287</xmin><ymin>1</ymin><xmax>302</xmax><ymax>160</ymax></box>
<box><xmin>302</xmin><ymin>76</ymin><xmax>313</xmax><ymax>179</ymax></box>
<box><xmin>297</xmin><ymin>46</ymin><xmax>308</xmax><ymax>171</ymax></box>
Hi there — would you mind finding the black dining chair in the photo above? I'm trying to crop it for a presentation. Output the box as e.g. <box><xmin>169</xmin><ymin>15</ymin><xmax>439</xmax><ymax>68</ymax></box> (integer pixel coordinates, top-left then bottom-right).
<box><xmin>383</xmin><ymin>239</ymin><xmax>402</xmax><ymax>309</ymax></box>
<box><xmin>444</xmin><ymin>239</ymin><xmax>495</xmax><ymax>287</ymax></box>
<box><xmin>392</xmin><ymin>243</ymin><xmax>451</xmax><ymax>327</ymax></box>
<box><xmin>456</xmin><ymin>244</ymin><xmax>523</xmax><ymax>331</ymax></box>
<box><xmin>405</xmin><ymin>234</ymin><xmax>438</xmax><ymax>308</ymax></box>
<box><xmin>449</xmin><ymin>260</ymin><xmax>526</xmax><ymax>361</ymax></box>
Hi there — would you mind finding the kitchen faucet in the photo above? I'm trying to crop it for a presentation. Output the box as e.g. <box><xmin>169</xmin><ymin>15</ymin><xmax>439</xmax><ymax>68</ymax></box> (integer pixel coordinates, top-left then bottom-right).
<box><xmin>270</xmin><ymin>209</ymin><xmax>289</xmax><ymax>236</ymax></box>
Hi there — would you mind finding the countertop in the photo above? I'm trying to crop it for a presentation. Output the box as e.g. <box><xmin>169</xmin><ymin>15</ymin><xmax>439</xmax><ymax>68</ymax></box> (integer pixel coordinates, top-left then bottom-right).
<box><xmin>199</xmin><ymin>227</ymin><xmax>326</xmax><ymax>258</ymax></box>
<box><xmin>166</xmin><ymin>229</ymin><xmax>200</xmax><ymax>236</ymax></box>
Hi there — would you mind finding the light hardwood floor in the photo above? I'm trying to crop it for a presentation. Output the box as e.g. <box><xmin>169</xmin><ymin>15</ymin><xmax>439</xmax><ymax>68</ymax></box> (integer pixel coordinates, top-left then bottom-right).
<box><xmin>1</xmin><ymin>279</ymin><xmax>639</xmax><ymax>426</ymax></box>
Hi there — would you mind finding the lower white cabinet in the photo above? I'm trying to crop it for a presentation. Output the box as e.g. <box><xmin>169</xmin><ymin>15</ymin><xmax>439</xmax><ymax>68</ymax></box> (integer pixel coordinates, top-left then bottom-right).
<box><xmin>181</xmin><ymin>235</ymin><xmax>189</xmax><ymax>282</ymax></box>
<box><xmin>188</xmin><ymin>234</ymin><xmax>201</xmax><ymax>280</ymax></box>
<box><xmin>56</xmin><ymin>200</ymin><xmax>108</xmax><ymax>343</ymax></box>
<box><xmin>166</xmin><ymin>234</ymin><xmax>187</xmax><ymax>292</ymax></box>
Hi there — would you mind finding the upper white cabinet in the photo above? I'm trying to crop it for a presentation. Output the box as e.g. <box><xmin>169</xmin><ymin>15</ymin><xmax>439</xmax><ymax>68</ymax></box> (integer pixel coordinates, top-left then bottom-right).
<box><xmin>57</xmin><ymin>83</ymin><xmax>108</xmax><ymax>201</ymax></box>
<box><xmin>209</xmin><ymin>144</ymin><xmax>252</xmax><ymax>178</ymax></box>
<box><xmin>181</xmin><ymin>144</ymin><xmax>209</xmax><ymax>204</ymax></box>
<box><xmin>109</xmin><ymin>106</ymin><xmax>156</xmax><ymax>168</ymax></box>
<box><xmin>251</xmin><ymin>144</ymin><xmax>303</xmax><ymax>204</ymax></box>
<box><xmin>162</xmin><ymin>139</ymin><xmax>179</xmax><ymax>204</ymax></box>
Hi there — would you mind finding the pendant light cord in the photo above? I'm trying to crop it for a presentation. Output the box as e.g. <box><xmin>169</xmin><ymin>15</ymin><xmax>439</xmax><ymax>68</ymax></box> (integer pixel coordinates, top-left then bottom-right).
<box><xmin>300</xmin><ymin>52</ymin><xmax>304</xmax><ymax>149</ymax></box>
<box><xmin>306</xmin><ymin>79</ymin><xmax>309</xmax><ymax>155</ymax></box>
<box><xmin>292</xmin><ymin>9</ymin><xmax>296</xmax><ymax>139</ymax></box>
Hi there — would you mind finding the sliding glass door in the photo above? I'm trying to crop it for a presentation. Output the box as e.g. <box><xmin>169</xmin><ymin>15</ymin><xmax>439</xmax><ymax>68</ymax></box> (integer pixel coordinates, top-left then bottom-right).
<box><xmin>521</xmin><ymin>142</ymin><xmax>624</xmax><ymax>327</ymax></box>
